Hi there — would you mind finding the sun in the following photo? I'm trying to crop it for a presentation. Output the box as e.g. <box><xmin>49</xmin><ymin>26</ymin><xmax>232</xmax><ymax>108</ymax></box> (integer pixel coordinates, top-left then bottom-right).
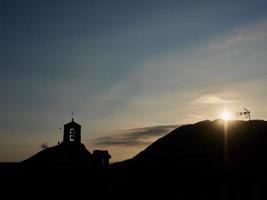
<box><xmin>220</xmin><ymin>111</ymin><xmax>231</xmax><ymax>121</ymax></box>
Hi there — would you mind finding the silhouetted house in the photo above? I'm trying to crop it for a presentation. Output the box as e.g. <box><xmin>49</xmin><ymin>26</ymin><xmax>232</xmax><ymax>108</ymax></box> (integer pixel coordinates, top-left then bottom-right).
<box><xmin>93</xmin><ymin>150</ymin><xmax>111</xmax><ymax>168</ymax></box>
<box><xmin>63</xmin><ymin>118</ymin><xmax>81</xmax><ymax>143</ymax></box>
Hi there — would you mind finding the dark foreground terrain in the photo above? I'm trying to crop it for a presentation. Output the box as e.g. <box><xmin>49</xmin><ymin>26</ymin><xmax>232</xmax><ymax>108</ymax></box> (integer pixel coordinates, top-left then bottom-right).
<box><xmin>2</xmin><ymin>120</ymin><xmax>267</xmax><ymax>199</ymax></box>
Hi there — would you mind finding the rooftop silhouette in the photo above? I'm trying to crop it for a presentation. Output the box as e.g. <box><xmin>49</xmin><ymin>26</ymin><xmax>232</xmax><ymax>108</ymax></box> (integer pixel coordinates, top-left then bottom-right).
<box><xmin>22</xmin><ymin>118</ymin><xmax>111</xmax><ymax>169</ymax></box>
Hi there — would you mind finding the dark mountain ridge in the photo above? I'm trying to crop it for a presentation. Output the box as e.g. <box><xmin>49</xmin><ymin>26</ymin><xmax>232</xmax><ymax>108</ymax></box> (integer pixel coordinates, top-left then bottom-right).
<box><xmin>108</xmin><ymin>120</ymin><xmax>267</xmax><ymax>199</ymax></box>
<box><xmin>115</xmin><ymin>119</ymin><xmax>267</xmax><ymax>172</ymax></box>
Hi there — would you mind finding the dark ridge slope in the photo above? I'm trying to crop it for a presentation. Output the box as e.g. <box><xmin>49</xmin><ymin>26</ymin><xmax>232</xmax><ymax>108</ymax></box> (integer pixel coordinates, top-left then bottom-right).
<box><xmin>120</xmin><ymin>120</ymin><xmax>267</xmax><ymax>171</ymax></box>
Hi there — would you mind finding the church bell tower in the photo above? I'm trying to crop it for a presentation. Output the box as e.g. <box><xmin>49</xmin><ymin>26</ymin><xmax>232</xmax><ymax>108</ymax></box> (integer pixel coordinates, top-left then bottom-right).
<box><xmin>63</xmin><ymin>117</ymin><xmax>81</xmax><ymax>144</ymax></box>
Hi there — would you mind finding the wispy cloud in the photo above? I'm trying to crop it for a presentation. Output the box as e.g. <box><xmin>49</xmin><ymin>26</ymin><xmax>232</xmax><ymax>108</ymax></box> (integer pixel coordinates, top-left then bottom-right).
<box><xmin>89</xmin><ymin>19</ymin><xmax>267</xmax><ymax>127</ymax></box>
<box><xmin>93</xmin><ymin>125</ymin><xmax>178</xmax><ymax>147</ymax></box>
<box><xmin>192</xmin><ymin>94</ymin><xmax>236</xmax><ymax>105</ymax></box>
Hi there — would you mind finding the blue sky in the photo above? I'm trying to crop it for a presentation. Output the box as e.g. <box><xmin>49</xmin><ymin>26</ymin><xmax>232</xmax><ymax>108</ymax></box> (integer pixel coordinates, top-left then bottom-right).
<box><xmin>1</xmin><ymin>0</ymin><xmax>267</xmax><ymax>162</ymax></box>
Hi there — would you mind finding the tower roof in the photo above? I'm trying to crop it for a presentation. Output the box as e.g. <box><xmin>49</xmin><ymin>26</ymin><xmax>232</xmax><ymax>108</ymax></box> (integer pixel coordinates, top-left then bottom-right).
<box><xmin>64</xmin><ymin>119</ymin><xmax>81</xmax><ymax>127</ymax></box>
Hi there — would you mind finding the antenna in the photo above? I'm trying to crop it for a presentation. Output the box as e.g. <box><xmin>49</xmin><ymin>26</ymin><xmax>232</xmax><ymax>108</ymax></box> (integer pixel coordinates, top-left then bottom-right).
<box><xmin>243</xmin><ymin>108</ymin><xmax>251</xmax><ymax>121</ymax></box>
<box><xmin>72</xmin><ymin>112</ymin><xmax>74</xmax><ymax>122</ymax></box>
<box><xmin>237</xmin><ymin>108</ymin><xmax>251</xmax><ymax>121</ymax></box>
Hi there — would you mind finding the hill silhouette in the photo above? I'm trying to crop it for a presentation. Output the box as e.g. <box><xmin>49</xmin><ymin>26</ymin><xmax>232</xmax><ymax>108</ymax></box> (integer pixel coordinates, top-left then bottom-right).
<box><xmin>109</xmin><ymin>120</ymin><xmax>267</xmax><ymax>199</ymax></box>
<box><xmin>114</xmin><ymin>120</ymin><xmax>267</xmax><ymax>171</ymax></box>
<box><xmin>2</xmin><ymin>120</ymin><xmax>267</xmax><ymax>199</ymax></box>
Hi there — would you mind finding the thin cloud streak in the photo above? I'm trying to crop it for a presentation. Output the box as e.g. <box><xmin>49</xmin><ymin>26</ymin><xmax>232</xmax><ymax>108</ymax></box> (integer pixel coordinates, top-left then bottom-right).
<box><xmin>91</xmin><ymin>19</ymin><xmax>267</xmax><ymax>127</ymax></box>
<box><xmin>192</xmin><ymin>94</ymin><xmax>236</xmax><ymax>105</ymax></box>
<box><xmin>93</xmin><ymin>125</ymin><xmax>178</xmax><ymax>147</ymax></box>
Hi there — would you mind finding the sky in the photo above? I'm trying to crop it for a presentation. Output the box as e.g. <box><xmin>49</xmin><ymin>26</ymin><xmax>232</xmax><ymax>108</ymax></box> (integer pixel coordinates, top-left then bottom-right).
<box><xmin>1</xmin><ymin>0</ymin><xmax>267</xmax><ymax>162</ymax></box>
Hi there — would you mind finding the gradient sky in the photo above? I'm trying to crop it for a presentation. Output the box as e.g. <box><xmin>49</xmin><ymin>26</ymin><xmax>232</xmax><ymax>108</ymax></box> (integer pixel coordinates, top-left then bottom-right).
<box><xmin>1</xmin><ymin>0</ymin><xmax>267</xmax><ymax>162</ymax></box>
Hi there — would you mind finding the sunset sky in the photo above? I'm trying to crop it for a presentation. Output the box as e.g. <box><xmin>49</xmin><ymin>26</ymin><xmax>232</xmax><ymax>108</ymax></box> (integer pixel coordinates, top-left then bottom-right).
<box><xmin>1</xmin><ymin>0</ymin><xmax>267</xmax><ymax>162</ymax></box>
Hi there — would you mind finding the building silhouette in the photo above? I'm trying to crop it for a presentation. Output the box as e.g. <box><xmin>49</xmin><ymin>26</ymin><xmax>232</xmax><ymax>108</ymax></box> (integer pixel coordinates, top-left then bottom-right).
<box><xmin>93</xmin><ymin>150</ymin><xmax>111</xmax><ymax>168</ymax></box>
<box><xmin>62</xmin><ymin>117</ymin><xmax>111</xmax><ymax>168</ymax></box>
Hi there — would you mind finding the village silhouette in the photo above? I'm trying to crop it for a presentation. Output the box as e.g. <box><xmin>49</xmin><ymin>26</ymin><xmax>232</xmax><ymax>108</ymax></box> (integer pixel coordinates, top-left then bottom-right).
<box><xmin>2</xmin><ymin>116</ymin><xmax>267</xmax><ymax>199</ymax></box>
<box><xmin>23</xmin><ymin>117</ymin><xmax>111</xmax><ymax>168</ymax></box>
